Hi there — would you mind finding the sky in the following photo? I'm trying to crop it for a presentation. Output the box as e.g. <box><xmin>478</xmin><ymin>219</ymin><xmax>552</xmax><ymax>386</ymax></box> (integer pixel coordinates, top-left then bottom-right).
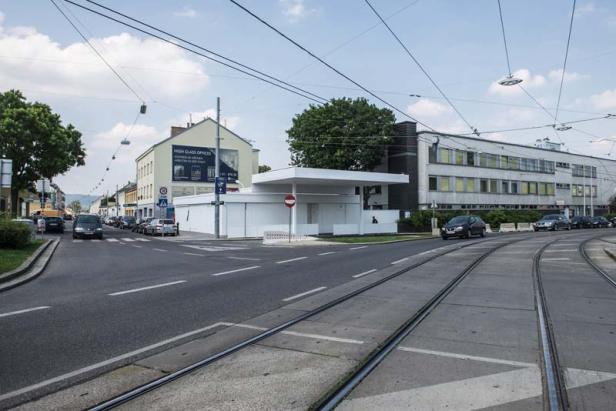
<box><xmin>0</xmin><ymin>0</ymin><xmax>615</xmax><ymax>195</ymax></box>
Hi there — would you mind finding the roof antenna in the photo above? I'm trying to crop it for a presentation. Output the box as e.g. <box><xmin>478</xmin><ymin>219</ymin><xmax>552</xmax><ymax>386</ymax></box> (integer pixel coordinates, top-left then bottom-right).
<box><xmin>189</xmin><ymin>113</ymin><xmax>193</xmax><ymax>126</ymax></box>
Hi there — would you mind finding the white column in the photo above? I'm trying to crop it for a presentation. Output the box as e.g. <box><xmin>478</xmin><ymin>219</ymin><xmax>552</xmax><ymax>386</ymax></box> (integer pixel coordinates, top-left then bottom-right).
<box><xmin>359</xmin><ymin>186</ymin><xmax>364</xmax><ymax>235</ymax></box>
<box><xmin>292</xmin><ymin>182</ymin><xmax>297</xmax><ymax>235</ymax></box>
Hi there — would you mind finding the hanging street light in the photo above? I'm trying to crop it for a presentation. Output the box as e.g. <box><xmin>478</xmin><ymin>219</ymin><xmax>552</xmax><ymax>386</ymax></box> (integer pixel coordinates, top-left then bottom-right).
<box><xmin>498</xmin><ymin>75</ymin><xmax>523</xmax><ymax>86</ymax></box>
<box><xmin>554</xmin><ymin>124</ymin><xmax>572</xmax><ymax>131</ymax></box>
<box><xmin>121</xmin><ymin>138</ymin><xmax>130</xmax><ymax>145</ymax></box>
<box><xmin>112</xmin><ymin>155</ymin><xmax>116</xmax><ymax>160</ymax></box>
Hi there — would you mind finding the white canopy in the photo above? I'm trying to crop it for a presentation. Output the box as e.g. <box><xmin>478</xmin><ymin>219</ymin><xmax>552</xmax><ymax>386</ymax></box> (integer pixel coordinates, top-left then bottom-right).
<box><xmin>252</xmin><ymin>167</ymin><xmax>409</xmax><ymax>186</ymax></box>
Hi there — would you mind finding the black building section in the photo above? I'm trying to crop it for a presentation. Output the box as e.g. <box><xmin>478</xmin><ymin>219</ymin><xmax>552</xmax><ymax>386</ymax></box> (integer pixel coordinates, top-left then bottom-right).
<box><xmin>387</xmin><ymin>121</ymin><xmax>419</xmax><ymax>213</ymax></box>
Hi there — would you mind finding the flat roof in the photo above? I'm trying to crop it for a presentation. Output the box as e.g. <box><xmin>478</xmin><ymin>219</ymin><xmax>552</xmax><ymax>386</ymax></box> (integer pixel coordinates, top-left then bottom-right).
<box><xmin>252</xmin><ymin>167</ymin><xmax>409</xmax><ymax>186</ymax></box>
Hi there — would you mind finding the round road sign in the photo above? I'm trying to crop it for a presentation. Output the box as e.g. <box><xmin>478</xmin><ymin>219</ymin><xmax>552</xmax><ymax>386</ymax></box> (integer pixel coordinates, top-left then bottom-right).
<box><xmin>284</xmin><ymin>194</ymin><xmax>296</xmax><ymax>208</ymax></box>
<box><xmin>159</xmin><ymin>186</ymin><xmax>168</xmax><ymax>196</ymax></box>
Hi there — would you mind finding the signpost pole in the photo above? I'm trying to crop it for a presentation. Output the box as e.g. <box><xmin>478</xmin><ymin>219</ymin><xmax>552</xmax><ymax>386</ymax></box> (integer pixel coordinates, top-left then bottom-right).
<box><xmin>215</xmin><ymin>97</ymin><xmax>221</xmax><ymax>239</ymax></box>
<box><xmin>288</xmin><ymin>206</ymin><xmax>292</xmax><ymax>243</ymax></box>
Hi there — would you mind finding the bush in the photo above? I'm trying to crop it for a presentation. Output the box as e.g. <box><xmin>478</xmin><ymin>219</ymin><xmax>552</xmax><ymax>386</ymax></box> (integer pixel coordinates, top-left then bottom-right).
<box><xmin>0</xmin><ymin>220</ymin><xmax>33</xmax><ymax>248</ymax></box>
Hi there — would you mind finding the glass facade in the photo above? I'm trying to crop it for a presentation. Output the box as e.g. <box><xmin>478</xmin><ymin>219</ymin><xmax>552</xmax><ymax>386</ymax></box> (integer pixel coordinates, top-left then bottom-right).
<box><xmin>429</xmin><ymin>176</ymin><xmax>555</xmax><ymax>195</ymax></box>
<box><xmin>431</xmin><ymin>147</ymin><xmax>556</xmax><ymax>174</ymax></box>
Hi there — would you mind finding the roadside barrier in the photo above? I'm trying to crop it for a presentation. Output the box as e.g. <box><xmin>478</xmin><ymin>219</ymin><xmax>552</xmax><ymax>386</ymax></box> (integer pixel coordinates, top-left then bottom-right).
<box><xmin>517</xmin><ymin>222</ymin><xmax>534</xmax><ymax>232</ymax></box>
<box><xmin>499</xmin><ymin>222</ymin><xmax>517</xmax><ymax>233</ymax></box>
<box><xmin>263</xmin><ymin>231</ymin><xmax>314</xmax><ymax>245</ymax></box>
<box><xmin>485</xmin><ymin>224</ymin><xmax>493</xmax><ymax>233</ymax></box>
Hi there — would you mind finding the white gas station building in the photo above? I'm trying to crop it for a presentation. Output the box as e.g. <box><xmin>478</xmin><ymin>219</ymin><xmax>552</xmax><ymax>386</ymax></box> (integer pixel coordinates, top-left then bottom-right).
<box><xmin>174</xmin><ymin>167</ymin><xmax>408</xmax><ymax>238</ymax></box>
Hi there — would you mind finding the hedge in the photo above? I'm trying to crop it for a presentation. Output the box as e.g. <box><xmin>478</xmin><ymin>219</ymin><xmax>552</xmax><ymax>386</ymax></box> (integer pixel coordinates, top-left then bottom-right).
<box><xmin>0</xmin><ymin>219</ymin><xmax>33</xmax><ymax>249</ymax></box>
<box><xmin>399</xmin><ymin>209</ymin><xmax>544</xmax><ymax>232</ymax></box>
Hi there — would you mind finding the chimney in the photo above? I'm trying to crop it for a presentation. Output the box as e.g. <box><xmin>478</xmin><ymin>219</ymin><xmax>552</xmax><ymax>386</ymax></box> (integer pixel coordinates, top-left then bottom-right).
<box><xmin>171</xmin><ymin>126</ymin><xmax>187</xmax><ymax>137</ymax></box>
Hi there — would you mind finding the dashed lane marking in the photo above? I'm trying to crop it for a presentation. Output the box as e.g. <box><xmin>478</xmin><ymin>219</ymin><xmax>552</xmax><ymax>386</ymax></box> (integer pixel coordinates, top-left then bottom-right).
<box><xmin>350</xmin><ymin>246</ymin><xmax>368</xmax><ymax>250</ymax></box>
<box><xmin>132</xmin><ymin>245</ymin><xmax>143</xmax><ymax>249</ymax></box>
<box><xmin>544</xmin><ymin>249</ymin><xmax>577</xmax><ymax>252</ymax></box>
<box><xmin>541</xmin><ymin>257</ymin><xmax>571</xmax><ymax>261</ymax></box>
<box><xmin>121</xmin><ymin>238</ymin><xmax>135</xmax><ymax>242</ymax></box>
<box><xmin>220</xmin><ymin>322</ymin><xmax>364</xmax><ymax>344</ymax></box>
<box><xmin>276</xmin><ymin>256</ymin><xmax>308</xmax><ymax>264</ymax></box>
<box><xmin>0</xmin><ymin>306</ymin><xmax>51</xmax><ymax>319</ymax></box>
<box><xmin>318</xmin><ymin>251</ymin><xmax>337</xmax><ymax>256</ymax></box>
<box><xmin>153</xmin><ymin>248</ymin><xmax>168</xmax><ymax>252</ymax></box>
<box><xmin>108</xmin><ymin>280</ymin><xmax>187</xmax><ymax>296</ymax></box>
<box><xmin>135</xmin><ymin>238</ymin><xmax>150</xmax><ymax>242</ymax></box>
<box><xmin>397</xmin><ymin>346</ymin><xmax>535</xmax><ymax>368</ymax></box>
<box><xmin>72</xmin><ymin>240</ymin><xmax>83</xmax><ymax>243</ymax></box>
<box><xmin>183</xmin><ymin>252</ymin><xmax>203</xmax><ymax>256</ymax></box>
<box><xmin>106</xmin><ymin>238</ymin><xmax>119</xmax><ymax>242</ymax></box>
<box><xmin>391</xmin><ymin>257</ymin><xmax>409</xmax><ymax>265</ymax></box>
<box><xmin>282</xmin><ymin>286</ymin><xmax>327</xmax><ymax>302</ymax></box>
<box><xmin>353</xmin><ymin>269</ymin><xmax>377</xmax><ymax>278</ymax></box>
<box><xmin>211</xmin><ymin>266</ymin><xmax>261</xmax><ymax>277</ymax></box>
<box><xmin>226</xmin><ymin>256</ymin><xmax>261</xmax><ymax>261</ymax></box>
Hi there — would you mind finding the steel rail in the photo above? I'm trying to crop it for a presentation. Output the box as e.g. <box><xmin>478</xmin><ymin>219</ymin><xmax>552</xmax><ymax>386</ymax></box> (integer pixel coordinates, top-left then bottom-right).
<box><xmin>316</xmin><ymin>236</ymin><xmax>526</xmax><ymax>410</ymax></box>
<box><xmin>533</xmin><ymin>241</ymin><xmax>569</xmax><ymax>411</ymax></box>
<box><xmin>579</xmin><ymin>236</ymin><xmax>616</xmax><ymax>288</ymax></box>
<box><xmin>89</xmin><ymin>236</ymin><xmax>513</xmax><ymax>410</ymax></box>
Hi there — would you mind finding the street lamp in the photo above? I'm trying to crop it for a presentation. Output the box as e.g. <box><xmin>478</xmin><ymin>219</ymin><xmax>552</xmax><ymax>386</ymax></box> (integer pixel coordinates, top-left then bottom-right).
<box><xmin>121</xmin><ymin>138</ymin><xmax>130</xmax><ymax>145</ymax></box>
<box><xmin>498</xmin><ymin>75</ymin><xmax>523</xmax><ymax>86</ymax></box>
<box><xmin>554</xmin><ymin>124</ymin><xmax>572</xmax><ymax>131</ymax></box>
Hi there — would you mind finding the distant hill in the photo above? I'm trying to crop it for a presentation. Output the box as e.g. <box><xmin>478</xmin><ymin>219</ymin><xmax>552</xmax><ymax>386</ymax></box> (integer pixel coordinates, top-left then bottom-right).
<box><xmin>65</xmin><ymin>194</ymin><xmax>99</xmax><ymax>210</ymax></box>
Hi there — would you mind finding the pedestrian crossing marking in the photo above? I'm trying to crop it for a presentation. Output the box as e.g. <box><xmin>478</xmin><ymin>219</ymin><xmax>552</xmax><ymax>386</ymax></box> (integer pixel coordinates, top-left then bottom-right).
<box><xmin>121</xmin><ymin>238</ymin><xmax>135</xmax><ymax>242</ymax></box>
<box><xmin>134</xmin><ymin>238</ymin><xmax>150</xmax><ymax>242</ymax></box>
<box><xmin>107</xmin><ymin>238</ymin><xmax>119</xmax><ymax>242</ymax></box>
<box><xmin>72</xmin><ymin>239</ymin><xmax>83</xmax><ymax>243</ymax></box>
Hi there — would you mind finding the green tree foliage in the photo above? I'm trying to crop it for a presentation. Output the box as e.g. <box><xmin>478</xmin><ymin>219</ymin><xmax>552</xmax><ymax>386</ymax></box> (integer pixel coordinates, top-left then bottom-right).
<box><xmin>258</xmin><ymin>164</ymin><xmax>272</xmax><ymax>173</ymax></box>
<box><xmin>69</xmin><ymin>200</ymin><xmax>82</xmax><ymax>214</ymax></box>
<box><xmin>0</xmin><ymin>90</ymin><xmax>85</xmax><ymax>215</ymax></box>
<box><xmin>286</xmin><ymin>98</ymin><xmax>395</xmax><ymax>171</ymax></box>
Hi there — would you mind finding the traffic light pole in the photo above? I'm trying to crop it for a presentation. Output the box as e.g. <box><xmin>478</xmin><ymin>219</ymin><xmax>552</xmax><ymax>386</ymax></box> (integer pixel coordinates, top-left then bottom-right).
<box><xmin>215</xmin><ymin>97</ymin><xmax>221</xmax><ymax>239</ymax></box>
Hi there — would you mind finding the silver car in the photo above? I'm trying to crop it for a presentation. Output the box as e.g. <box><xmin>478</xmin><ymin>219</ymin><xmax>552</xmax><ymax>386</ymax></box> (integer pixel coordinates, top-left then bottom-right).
<box><xmin>145</xmin><ymin>219</ymin><xmax>176</xmax><ymax>236</ymax></box>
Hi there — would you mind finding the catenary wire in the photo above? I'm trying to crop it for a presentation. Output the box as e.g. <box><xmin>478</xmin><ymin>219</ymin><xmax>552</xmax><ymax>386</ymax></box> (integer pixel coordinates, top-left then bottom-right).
<box><xmin>554</xmin><ymin>0</ymin><xmax>577</xmax><ymax>123</ymax></box>
<box><xmin>363</xmin><ymin>0</ymin><xmax>479</xmax><ymax>135</ymax></box>
<box><xmin>227</xmin><ymin>0</ymin><xmax>437</xmax><ymax>131</ymax></box>
<box><xmin>497</xmin><ymin>0</ymin><xmax>513</xmax><ymax>76</ymax></box>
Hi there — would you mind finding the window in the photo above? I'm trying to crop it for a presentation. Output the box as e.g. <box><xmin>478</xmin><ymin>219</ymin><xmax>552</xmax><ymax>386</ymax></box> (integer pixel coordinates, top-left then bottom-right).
<box><xmin>455</xmin><ymin>150</ymin><xmax>464</xmax><ymax>165</ymax></box>
<box><xmin>501</xmin><ymin>180</ymin><xmax>509</xmax><ymax>194</ymax></box>
<box><xmin>439</xmin><ymin>148</ymin><xmax>451</xmax><ymax>164</ymax></box>
<box><xmin>501</xmin><ymin>156</ymin><xmax>509</xmax><ymax>169</ymax></box>
<box><xmin>455</xmin><ymin>177</ymin><xmax>465</xmax><ymax>192</ymax></box>
<box><xmin>480</xmin><ymin>153</ymin><xmax>488</xmax><ymax>168</ymax></box>
<box><xmin>520</xmin><ymin>158</ymin><xmax>528</xmax><ymax>171</ymax></box>
<box><xmin>592</xmin><ymin>185</ymin><xmax>597</xmax><ymax>197</ymax></box>
<box><xmin>521</xmin><ymin>182</ymin><xmax>529</xmax><ymax>194</ymax></box>
<box><xmin>440</xmin><ymin>176</ymin><xmax>450</xmax><ymax>191</ymax></box>
<box><xmin>556</xmin><ymin>162</ymin><xmax>570</xmax><ymax>168</ymax></box>
<box><xmin>480</xmin><ymin>179</ymin><xmax>488</xmax><ymax>193</ymax></box>
<box><xmin>584</xmin><ymin>185</ymin><xmax>591</xmax><ymax>196</ymax></box>
<box><xmin>490</xmin><ymin>179</ymin><xmax>498</xmax><ymax>193</ymax></box>
<box><xmin>556</xmin><ymin>183</ymin><xmax>570</xmax><ymax>189</ymax></box>
<box><xmin>527</xmin><ymin>159</ymin><xmax>537</xmax><ymax>172</ymax></box>
<box><xmin>467</xmin><ymin>152</ymin><xmax>475</xmax><ymax>166</ymax></box>
<box><xmin>467</xmin><ymin>178</ymin><xmax>475</xmax><ymax>192</ymax></box>
<box><xmin>529</xmin><ymin>182</ymin><xmax>537</xmax><ymax>194</ymax></box>
<box><xmin>429</xmin><ymin>144</ymin><xmax>437</xmax><ymax>163</ymax></box>
<box><xmin>572</xmin><ymin>164</ymin><xmax>584</xmax><ymax>177</ymax></box>
<box><xmin>546</xmin><ymin>183</ymin><xmax>554</xmax><ymax>195</ymax></box>
<box><xmin>510</xmin><ymin>157</ymin><xmax>520</xmax><ymax>170</ymax></box>
<box><xmin>429</xmin><ymin>176</ymin><xmax>437</xmax><ymax>191</ymax></box>
<box><xmin>539</xmin><ymin>183</ymin><xmax>547</xmax><ymax>195</ymax></box>
<box><xmin>511</xmin><ymin>181</ymin><xmax>518</xmax><ymax>194</ymax></box>
<box><xmin>488</xmin><ymin>154</ymin><xmax>498</xmax><ymax>168</ymax></box>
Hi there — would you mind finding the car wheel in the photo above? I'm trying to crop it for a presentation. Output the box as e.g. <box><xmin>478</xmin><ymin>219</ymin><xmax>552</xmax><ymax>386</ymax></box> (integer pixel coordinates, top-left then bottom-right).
<box><xmin>441</xmin><ymin>235</ymin><xmax>448</xmax><ymax>240</ymax></box>
<box><xmin>466</xmin><ymin>229</ymin><xmax>472</xmax><ymax>239</ymax></box>
<box><xmin>480</xmin><ymin>228</ymin><xmax>486</xmax><ymax>238</ymax></box>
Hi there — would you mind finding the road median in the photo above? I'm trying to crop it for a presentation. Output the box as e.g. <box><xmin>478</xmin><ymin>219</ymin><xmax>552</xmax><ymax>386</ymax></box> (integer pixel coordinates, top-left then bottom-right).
<box><xmin>0</xmin><ymin>238</ymin><xmax>59</xmax><ymax>292</ymax></box>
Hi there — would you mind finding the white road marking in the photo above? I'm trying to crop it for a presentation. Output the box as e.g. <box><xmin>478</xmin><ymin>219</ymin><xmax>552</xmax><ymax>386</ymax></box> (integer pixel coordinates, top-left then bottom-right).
<box><xmin>135</xmin><ymin>238</ymin><xmax>150</xmax><ymax>242</ymax></box>
<box><xmin>182</xmin><ymin>244</ymin><xmax>247</xmax><ymax>252</ymax></box>
<box><xmin>226</xmin><ymin>256</ymin><xmax>261</xmax><ymax>261</ymax></box>
<box><xmin>0</xmin><ymin>322</ymin><xmax>227</xmax><ymax>402</ymax></box>
<box><xmin>211</xmin><ymin>266</ymin><xmax>261</xmax><ymax>277</ymax></box>
<box><xmin>106</xmin><ymin>238</ymin><xmax>119</xmax><ymax>242</ymax></box>
<box><xmin>121</xmin><ymin>238</ymin><xmax>135</xmax><ymax>242</ymax></box>
<box><xmin>220</xmin><ymin>322</ymin><xmax>364</xmax><ymax>344</ymax></box>
<box><xmin>544</xmin><ymin>249</ymin><xmax>577</xmax><ymax>252</ymax></box>
<box><xmin>391</xmin><ymin>257</ymin><xmax>409</xmax><ymax>265</ymax></box>
<box><xmin>119</xmin><ymin>242</ymin><xmax>126</xmax><ymax>245</ymax></box>
<box><xmin>282</xmin><ymin>286</ymin><xmax>327</xmax><ymax>301</ymax></box>
<box><xmin>416</xmin><ymin>250</ymin><xmax>436</xmax><ymax>256</ymax></box>
<box><xmin>542</xmin><ymin>257</ymin><xmax>571</xmax><ymax>261</ymax></box>
<box><xmin>543</xmin><ymin>261</ymin><xmax>588</xmax><ymax>266</ymax></box>
<box><xmin>91</xmin><ymin>239</ymin><xmax>101</xmax><ymax>242</ymax></box>
<box><xmin>132</xmin><ymin>245</ymin><xmax>143</xmax><ymax>248</ymax></box>
<box><xmin>397</xmin><ymin>346</ymin><xmax>536</xmax><ymax>368</ymax></box>
<box><xmin>276</xmin><ymin>256</ymin><xmax>308</xmax><ymax>264</ymax></box>
<box><xmin>72</xmin><ymin>239</ymin><xmax>83</xmax><ymax>243</ymax></box>
<box><xmin>565</xmin><ymin>368</ymin><xmax>616</xmax><ymax>389</ymax></box>
<box><xmin>183</xmin><ymin>252</ymin><xmax>203</xmax><ymax>256</ymax></box>
<box><xmin>0</xmin><ymin>306</ymin><xmax>51</xmax><ymax>319</ymax></box>
<box><xmin>108</xmin><ymin>280</ymin><xmax>186</xmax><ymax>296</ymax></box>
<box><xmin>318</xmin><ymin>251</ymin><xmax>337</xmax><ymax>256</ymax></box>
<box><xmin>153</xmin><ymin>248</ymin><xmax>168</xmax><ymax>252</ymax></box>
<box><xmin>353</xmin><ymin>269</ymin><xmax>377</xmax><ymax>278</ymax></box>
<box><xmin>350</xmin><ymin>246</ymin><xmax>368</xmax><ymax>250</ymax></box>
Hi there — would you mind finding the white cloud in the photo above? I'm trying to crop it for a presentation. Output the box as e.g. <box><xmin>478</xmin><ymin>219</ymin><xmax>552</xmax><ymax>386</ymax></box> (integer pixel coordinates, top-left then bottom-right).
<box><xmin>407</xmin><ymin>99</ymin><xmax>451</xmax><ymax>118</ymax></box>
<box><xmin>0</xmin><ymin>20</ymin><xmax>208</xmax><ymax>101</ymax></box>
<box><xmin>488</xmin><ymin>69</ymin><xmax>546</xmax><ymax>96</ymax></box>
<box><xmin>280</xmin><ymin>0</ymin><xmax>315</xmax><ymax>22</ymax></box>
<box><xmin>89</xmin><ymin>122</ymin><xmax>160</xmax><ymax>165</ymax></box>
<box><xmin>547</xmin><ymin>69</ymin><xmax>588</xmax><ymax>82</ymax></box>
<box><xmin>173</xmin><ymin>7</ymin><xmax>198</xmax><ymax>18</ymax></box>
<box><xmin>576</xmin><ymin>3</ymin><xmax>596</xmax><ymax>15</ymax></box>
<box><xmin>589</xmin><ymin>89</ymin><xmax>616</xmax><ymax>110</ymax></box>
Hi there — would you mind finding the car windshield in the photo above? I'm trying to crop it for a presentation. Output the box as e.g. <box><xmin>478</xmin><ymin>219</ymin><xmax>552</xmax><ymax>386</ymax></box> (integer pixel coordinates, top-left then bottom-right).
<box><xmin>161</xmin><ymin>219</ymin><xmax>174</xmax><ymax>224</ymax></box>
<box><xmin>46</xmin><ymin>217</ymin><xmax>62</xmax><ymax>222</ymax></box>
<box><xmin>541</xmin><ymin>215</ymin><xmax>560</xmax><ymax>221</ymax></box>
<box><xmin>77</xmin><ymin>215</ymin><xmax>99</xmax><ymax>224</ymax></box>
<box><xmin>447</xmin><ymin>216</ymin><xmax>469</xmax><ymax>225</ymax></box>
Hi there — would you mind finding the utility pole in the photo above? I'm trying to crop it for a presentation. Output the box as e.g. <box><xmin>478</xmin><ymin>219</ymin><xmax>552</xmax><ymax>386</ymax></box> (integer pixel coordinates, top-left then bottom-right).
<box><xmin>215</xmin><ymin>97</ymin><xmax>221</xmax><ymax>239</ymax></box>
<box><xmin>116</xmin><ymin>184</ymin><xmax>119</xmax><ymax>217</ymax></box>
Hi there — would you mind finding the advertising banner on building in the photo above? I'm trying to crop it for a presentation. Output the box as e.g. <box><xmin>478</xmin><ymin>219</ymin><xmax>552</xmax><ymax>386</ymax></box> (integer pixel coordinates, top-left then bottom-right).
<box><xmin>172</xmin><ymin>145</ymin><xmax>239</xmax><ymax>183</ymax></box>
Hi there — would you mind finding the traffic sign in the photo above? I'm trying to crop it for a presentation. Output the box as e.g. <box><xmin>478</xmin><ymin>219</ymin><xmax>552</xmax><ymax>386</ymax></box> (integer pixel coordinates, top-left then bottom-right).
<box><xmin>284</xmin><ymin>194</ymin><xmax>296</xmax><ymax>208</ymax></box>
<box><xmin>158</xmin><ymin>198</ymin><xmax>168</xmax><ymax>207</ymax></box>
<box><xmin>215</xmin><ymin>177</ymin><xmax>227</xmax><ymax>195</ymax></box>
<box><xmin>159</xmin><ymin>186</ymin><xmax>168</xmax><ymax>196</ymax></box>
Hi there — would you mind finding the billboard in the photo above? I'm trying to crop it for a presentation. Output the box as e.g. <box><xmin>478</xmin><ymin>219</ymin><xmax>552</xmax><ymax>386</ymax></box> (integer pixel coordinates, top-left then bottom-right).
<box><xmin>172</xmin><ymin>145</ymin><xmax>239</xmax><ymax>183</ymax></box>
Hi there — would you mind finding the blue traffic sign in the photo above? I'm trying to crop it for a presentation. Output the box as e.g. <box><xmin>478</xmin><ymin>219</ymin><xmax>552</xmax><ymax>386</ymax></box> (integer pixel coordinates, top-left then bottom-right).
<box><xmin>215</xmin><ymin>176</ymin><xmax>227</xmax><ymax>195</ymax></box>
<box><xmin>158</xmin><ymin>198</ymin><xmax>168</xmax><ymax>208</ymax></box>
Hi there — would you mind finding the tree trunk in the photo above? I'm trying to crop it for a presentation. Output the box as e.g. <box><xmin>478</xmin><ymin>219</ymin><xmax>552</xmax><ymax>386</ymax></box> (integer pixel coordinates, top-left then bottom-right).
<box><xmin>10</xmin><ymin>187</ymin><xmax>19</xmax><ymax>218</ymax></box>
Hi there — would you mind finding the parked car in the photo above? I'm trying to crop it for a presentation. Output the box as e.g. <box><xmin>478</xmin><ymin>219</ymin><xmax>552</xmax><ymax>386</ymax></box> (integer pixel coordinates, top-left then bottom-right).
<box><xmin>63</xmin><ymin>214</ymin><xmax>73</xmax><ymax>221</ymax></box>
<box><xmin>119</xmin><ymin>216</ymin><xmax>136</xmax><ymax>229</ymax></box>
<box><xmin>145</xmin><ymin>219</ymin><xmax>177</xmax><ymax>236</ymax></box>
<box><xmin>73</xmin><ymin>214</ymin><xmax>103</xmax><ymax>239</ymax></box>
<box><xmin>135</xmin><ymin>217</ymin><xmax>153</xmax><ymax>234</ymax></box>
<box><xmin>533</xmin><ymin>214</ymin><xmax>570</xmax><ymax>231</ymax></box>
<box><xmin>591</xmin><ymin>216</ymin><xmax>610</xmax><ymax>228</ymax></box>
<box><xmin>44</xmin><ymin>216</ymin><xmax>65</xmax><ymax>233</ymax></box>
<box><xmin>609</xmin><ymin>216</ymin><xmax>616</xmax><ymax>227</ymax></box>
<box><xmin>570</xmin><ymin>215</ymin><xmax>592</xmax><ymax>229</ymax></box>
<box><xmin>441</xmin><ymin>215</ymin><xmax>486</xmax><ymax>239</ymax></box>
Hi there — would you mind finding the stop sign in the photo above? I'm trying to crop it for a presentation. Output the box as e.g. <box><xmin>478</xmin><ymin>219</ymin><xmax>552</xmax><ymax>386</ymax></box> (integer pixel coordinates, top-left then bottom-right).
<box><xmin>284</xmin><ymin>194</ymin><xmax>296</xmax><ymax>208</ymax></box>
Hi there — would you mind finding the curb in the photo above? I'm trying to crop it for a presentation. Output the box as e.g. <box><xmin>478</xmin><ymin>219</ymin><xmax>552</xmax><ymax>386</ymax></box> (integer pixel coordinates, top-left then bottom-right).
<box><xmin>603</xmin><ymin>247</ymin><xmax>616</xmax><ymax>262</ymax></box>
<box><xmin>317</xmin><ymin>235</ymin><xmax>438</xmax><ymax>246</ymax></box>
<box><xmin>0</xmin><ymin>239</ymin><xmax>59</xmax><ymax>292</ymax></box>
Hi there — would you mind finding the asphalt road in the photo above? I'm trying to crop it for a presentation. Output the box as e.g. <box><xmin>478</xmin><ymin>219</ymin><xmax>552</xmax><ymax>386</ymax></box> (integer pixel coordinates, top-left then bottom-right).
<box><xmin>0</xmin><ymin>224</ymin><xmax>490</xmax><ymax>397</ymax></box>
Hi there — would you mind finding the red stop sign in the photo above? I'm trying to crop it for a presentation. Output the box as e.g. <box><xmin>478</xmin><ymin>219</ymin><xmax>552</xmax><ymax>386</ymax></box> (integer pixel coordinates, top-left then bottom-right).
<box><xmin>284</xmin><ymin>194</ymin><xmax>296</xmax><ymax>208</ymax></box>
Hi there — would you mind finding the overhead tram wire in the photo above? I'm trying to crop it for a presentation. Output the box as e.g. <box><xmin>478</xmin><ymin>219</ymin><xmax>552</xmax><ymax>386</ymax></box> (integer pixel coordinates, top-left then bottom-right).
<box><xmin>363</xmin><ymin>0</ymin><xmax>480</xmax><ymax>136</ymax></box>
<box><xmin>554</xmin><ymin>0</ymin><xmax>577</xmax><ymax>124</ymax></box>
<box><xmin>227</xmin><ymin>0</ymin><xmax>437</xmax><ymax>132</ymax></box>
<box><xmin>497</xmin><ymin>0</ymin><xmax>514</xmax><ymax>79</ymax></box>
<box><xmin>62</xmin><ymin>0</ymin><xmax>327</xmax><ymax>105</ymax></box>
<box><xmin>82</xmin><ymin>0</ymin><xmax>327</xmax><ymax>105</ymax></box>
<box><xmin>49</xmin><ymin>0</ymin><xmax>144</xmax><ymax>104</ymax></box>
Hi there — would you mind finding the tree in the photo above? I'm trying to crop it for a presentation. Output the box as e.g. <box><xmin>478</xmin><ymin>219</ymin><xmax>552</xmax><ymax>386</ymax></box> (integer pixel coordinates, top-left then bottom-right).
<box><xmin>0</xmin><ymin>90</ymin><xmax>85</xmax><ymax>216</ymax></box>
<box><xmin>258</xmin><ymin>164</ymin><xmax>272</xmax><ymax>173</ymax></box>
<box><xmin>286</xmin><ymin>97</ymin><xmax>395</xmax><ymax>171</ymax></box>
<box><xmin>69</xmin><ymin>200</ymin><xmax>82</xmax><ymax>214</ymax></box>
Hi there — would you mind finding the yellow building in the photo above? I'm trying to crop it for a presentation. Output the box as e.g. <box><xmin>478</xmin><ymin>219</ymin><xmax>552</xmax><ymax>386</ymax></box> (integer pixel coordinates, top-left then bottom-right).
<box><xmin>135</xmin><ymin>118</ymin><xmax>259</xmax><ymax>219</ymax></box>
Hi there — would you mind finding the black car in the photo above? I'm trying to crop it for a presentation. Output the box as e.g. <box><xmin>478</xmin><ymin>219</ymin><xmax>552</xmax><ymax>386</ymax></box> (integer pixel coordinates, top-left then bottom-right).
<box><xmin>441</xmin><ymin>215</ymin><xmax>486</xmax><ymax>240</ymax></box>
<box><xmin>135</xmin><ymin>217</ymin><xmax>153</xmax><ymax>234</ymax></box>
<box><xmin>533</xmin><ymin>214</ymin><xmax>570</xmax><ymax>231</ymax></box>
<box><xmin>591</xmin><ymin>216</ymin><xmax>610</xmax><ymax>228</ymax></box>
<box><xmin>73</xmin><ymin>214</ymin><xmax>103</xmax><ymax>239</ymax></box>
<box><xmin>44</xmin><ymin>217</ymin><xmax>65</xmax><ymax>233</ymax></box>
<box><xmin>119</xmin><ymin>216</ymin><xmax>136</xmax><ymax>229</ymax></box>
<box><xmin>570</xmin><ymin>215</ymin><xmax>592</xmax><ymax>229</ymax></box>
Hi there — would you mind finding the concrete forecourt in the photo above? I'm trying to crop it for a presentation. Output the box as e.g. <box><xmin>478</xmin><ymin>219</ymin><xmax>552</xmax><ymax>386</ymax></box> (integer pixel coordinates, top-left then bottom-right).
<box><xmin>1</xmin><ymin>225</ymin><xmax>616</xmax><ymax>410</ymax></box>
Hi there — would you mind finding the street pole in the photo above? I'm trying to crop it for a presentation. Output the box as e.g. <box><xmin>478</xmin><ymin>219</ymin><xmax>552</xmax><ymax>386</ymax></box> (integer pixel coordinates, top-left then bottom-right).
<box><xmin>582</xmin><ymin>167</ymin><xmax>586</xmax><ymax>216</ymax></box>
<box><xmin>116</xmin><ymin>184</ymin><xmax>119</xmax><ymax>217</ymax></box>
<box><xmin>215</xmin><ymin>97</ymin><xmax>221</xmax><ymax>239</ymax></box>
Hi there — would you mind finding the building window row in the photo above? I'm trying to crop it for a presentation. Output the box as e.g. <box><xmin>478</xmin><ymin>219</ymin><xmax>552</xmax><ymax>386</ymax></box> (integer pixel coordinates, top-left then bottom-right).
<box><xmin>138</xmin><ymin>184</ymin><xmax>153</xmax><ymax>200</ymax></box>
<box><xmin>571</xmin><ymin>184</ymin><xmax>597</xmax><ymax>197</ymax></box>
<box><xmin>138</xmin><ymin>161</ymin><xmax>154</xmax><ymax>179</ymax></box>
<box><xmin>571</xmin><ymin>164</ymin><xmax>597</xmax><ymax>178</ymax></box>
<box><xmin>429</xmin><ymin>175</ymin><xmax>555</xmax><ymax>196</ymax></box>
<box><xmin>430</xmin><ymin>146</ymin><xmax>556</xmax><ymax>174</ymax></box>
